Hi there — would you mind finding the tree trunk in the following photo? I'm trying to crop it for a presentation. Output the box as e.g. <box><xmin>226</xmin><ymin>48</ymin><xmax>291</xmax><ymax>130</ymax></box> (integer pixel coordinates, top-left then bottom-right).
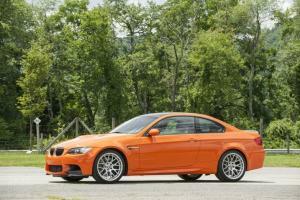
<box><xmin>58</xmin><ymin>97</ymin><xmax>63</xmax><ymax>116</ymax></box>
<box><xmin>172</xmin><ymin>44</ymin><xmax>179</xmax><ymax>111</ymax></box>
<box><xmin>248</xmin><ymin>7</ymin><xmax>261</xmax><ymax>120</ymax></box>
<box><xmin>47</xmin><ymin>84</ymin><xmax>54</xmax><ymax>120</ymax></box>
<box><xmin>29</xmin><ymin>117</ymin><xmax>33</xmax><ymax>151</ymax></box>
<box><xmin>143</xmin><ymin>91</ymin><xmax>148</xmax><ymax>114</ymax></box>
<box><xmin>83</xmin><ymin>91</ymin><xmax>95</xmax><ymax>127</ymax></box>
<box><xmin>248</xmin><ymin>64</ymin><xmax>254</xmax><ymax>120</ymax></box>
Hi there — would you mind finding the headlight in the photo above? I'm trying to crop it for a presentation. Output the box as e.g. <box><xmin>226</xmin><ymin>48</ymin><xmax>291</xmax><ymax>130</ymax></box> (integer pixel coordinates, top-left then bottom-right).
<box><xmin>67</xmin><ymin>147</ymin><xmax>91</xmax><ymax>154</ymax></box>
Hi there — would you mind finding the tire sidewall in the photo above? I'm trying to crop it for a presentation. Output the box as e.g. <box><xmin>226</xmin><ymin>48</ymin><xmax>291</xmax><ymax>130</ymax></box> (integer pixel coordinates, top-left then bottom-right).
<box><xmin>217</xmin><ymin>150</ymin><xmax>246</xmax><ymax>182</ymax></box>
<box><xmin>92</xmin><ymin>149</ymin><xmax>125</xmax><ymax>184</ymax></box>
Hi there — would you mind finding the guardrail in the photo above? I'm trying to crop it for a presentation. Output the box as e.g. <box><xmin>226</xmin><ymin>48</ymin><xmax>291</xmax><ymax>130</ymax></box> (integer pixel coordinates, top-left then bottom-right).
<box><xmin>265</xmin><ymin>149</ymin><xmax>300</xmax><ymax>154</ymax></box>
<box><xmin>0</xmin><ymin>150</ymin><xmax>38</xmax><ymax>152</ymax></box>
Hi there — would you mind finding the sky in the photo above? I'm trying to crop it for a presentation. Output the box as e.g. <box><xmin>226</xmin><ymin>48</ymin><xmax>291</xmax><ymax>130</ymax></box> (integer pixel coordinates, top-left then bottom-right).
<box><xmin>27</xmin><ymin>0</ymin><xmax>294</xmax><ymax>29</ymax></box>
<box><xmin>27</xmin><ymin>0</ymin><xmax>293</xmax><ymax>9</ymax></box>
<box><xmin>281</xmin><ymin>0</ymin><xmax>294</xmax><ymax>10</ymax></box>
<box><xmin>27</xmin><ymin>0</ymin><xmax>166</xmax><ymax>7</ymax></box>
<box><xmin>89</xmin><ymin>0</ymin><xmax>166</xmax><ymax>7</ymax></box>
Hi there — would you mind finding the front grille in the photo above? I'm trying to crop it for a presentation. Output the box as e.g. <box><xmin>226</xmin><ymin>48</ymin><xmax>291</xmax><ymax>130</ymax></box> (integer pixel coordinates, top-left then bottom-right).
<box><xmin>49</xmin><ymin>165</ymin><xmax>62</xmax><ymax>172</ymax></box>
<box><xmin>49</xmin><ymin>147</ymin><xmax>64</xmax><ymax>156</ymax></box>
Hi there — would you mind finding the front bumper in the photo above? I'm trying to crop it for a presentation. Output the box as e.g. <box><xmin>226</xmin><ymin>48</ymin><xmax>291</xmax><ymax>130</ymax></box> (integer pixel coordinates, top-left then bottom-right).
<box><xmin>45</xmin><ymin>148</ymin><xmax>99</xmax><ymax>177</ymax></box>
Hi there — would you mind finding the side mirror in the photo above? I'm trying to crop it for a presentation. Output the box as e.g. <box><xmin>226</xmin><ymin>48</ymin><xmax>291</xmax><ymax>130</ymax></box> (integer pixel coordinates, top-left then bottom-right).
<box><xmin>148</xmin><ymin>128</ymin><xmax>160</xmax><ymax>137</ymax></box>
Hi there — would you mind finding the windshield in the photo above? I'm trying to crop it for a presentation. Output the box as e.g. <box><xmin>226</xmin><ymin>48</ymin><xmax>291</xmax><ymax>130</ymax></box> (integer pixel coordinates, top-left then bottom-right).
<box><xmin>110</xmin><ymin>115</ymin><xmax>159</xmax><ymax>134</ymax></box>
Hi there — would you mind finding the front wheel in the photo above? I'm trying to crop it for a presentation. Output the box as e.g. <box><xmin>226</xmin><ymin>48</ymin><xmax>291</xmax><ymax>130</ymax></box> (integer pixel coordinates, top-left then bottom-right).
<box><xmin>92</xmin><ymin>150</ymin><xmax>125</xmax><ymax>184</ymax></box>
<box><xmin>178</xmin><ymin>174</ymin><xmax>202</xmax><ymax>181</ymax></box>
<box><xmin>216</xmin><ymin>150</ymin><xmax>246</xmax><ymax>182</ymax></box>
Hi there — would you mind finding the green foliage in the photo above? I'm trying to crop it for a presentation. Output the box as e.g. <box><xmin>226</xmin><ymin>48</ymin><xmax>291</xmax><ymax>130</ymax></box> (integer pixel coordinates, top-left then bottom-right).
<box><xmin>0</xmin><ymin>118</ymin><xmax>13</xmax><ymax>140</ymax></box>
<box><xmin>264</xmin><ymin>119</ymin><xmax>300</xmax><ymax>148</ymax></box>
<box><xmin>1</xmin><ymin>0</ymin><xmax>300</xmax><ymax>149</ymax></box>
<box><xmin>188</xmin><ymin>30</ymin><xmax>245</xmax><ymax>120</ymax></box>
<box><xmin>0</xmin><ymin>0</ymin><xmax>34</xmax><ymax>146</ymax></box>
<box><xmin>17</xmin><ymin>39</ymin><xmax>52</xmax><ymax>117</ymax></box>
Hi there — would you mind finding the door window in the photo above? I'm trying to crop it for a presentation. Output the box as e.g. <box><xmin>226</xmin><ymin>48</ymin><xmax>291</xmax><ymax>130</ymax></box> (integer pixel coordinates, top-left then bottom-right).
<box><xmin>195</xmin><ymin>117</ymin><xmax>224</xmax><ymax>133</ymax></box>
<box><xmin>153</xmin><ymin>117</ymin><xmax>195</xmax><ymax>135</ymax></box>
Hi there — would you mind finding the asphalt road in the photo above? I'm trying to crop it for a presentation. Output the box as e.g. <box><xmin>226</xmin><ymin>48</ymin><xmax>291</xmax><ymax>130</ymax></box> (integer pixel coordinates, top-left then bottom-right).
<box><xmin>0</xmin><ymin>167</ymin><xmax>299</xmax><ymax>200</ymax></box>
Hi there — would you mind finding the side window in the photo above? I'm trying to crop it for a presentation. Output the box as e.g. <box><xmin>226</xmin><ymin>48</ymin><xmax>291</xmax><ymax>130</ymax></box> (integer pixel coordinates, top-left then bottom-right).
<box><xmin>153</xmin><ymin>117</ymin><xmax>195</xmax><ymax>135</ymax></box>
<box><xmin>195</xmin><ymin>117</ymin><xmax>224</xmax><ymax>133</ymax></box>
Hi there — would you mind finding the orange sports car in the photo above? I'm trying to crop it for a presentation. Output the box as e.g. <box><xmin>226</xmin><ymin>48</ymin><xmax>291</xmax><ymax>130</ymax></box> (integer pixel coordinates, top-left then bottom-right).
<box><xmin>45</xmin><ymin>112</ymin><xmax>265</xmax><ymax>183</ymax></box>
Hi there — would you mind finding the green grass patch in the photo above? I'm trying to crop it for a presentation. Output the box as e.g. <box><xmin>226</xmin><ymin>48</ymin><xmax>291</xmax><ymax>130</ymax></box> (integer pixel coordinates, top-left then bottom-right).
<box><xmin>0</xmin><ymin>151</ymin><xmax>300</xmax><ymax>168</ymax></box>
<box><xmin>0</xmin><ymin>151</ymin><xmax>45</xmax><ymax>167</ymax></box>
<box><xmin>264</xmin><ymin>154</ymin><xmax>300</xmax><ymax>168</ymax></box>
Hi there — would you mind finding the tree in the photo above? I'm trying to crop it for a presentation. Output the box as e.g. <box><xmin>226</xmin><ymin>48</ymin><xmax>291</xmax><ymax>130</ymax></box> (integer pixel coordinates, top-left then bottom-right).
<box><xmin>157</xmin><ymin>0</ymin><xmax>196</xmax><ymax>111</ymax></box>
<box><xmin>17</xmin><ymin>40</ymin><xmax>52</xmax><ymax>117</ymax></box>
<box><xmin>17</xmin><ymin>37</ymin><xmax>52</xmax><ymax>149</ymax></box>
<box><xmin>76</xmin><ymin>6</ymin><xmax>122</xmax><ymax>126</ymax></box>
<box><xmin>188</xmin><ymin>30</ymin><xmax>245</xmax><ymax>121</ymax></box>
<box><xmin>275</xmin><ymin>0</ymin><xmax>300</xmax><ymax>121</ymax></box>
<box><xmin>0</xmin><ymin>0</ymin><xmax>34</xmax><ymax>144</ymax></box>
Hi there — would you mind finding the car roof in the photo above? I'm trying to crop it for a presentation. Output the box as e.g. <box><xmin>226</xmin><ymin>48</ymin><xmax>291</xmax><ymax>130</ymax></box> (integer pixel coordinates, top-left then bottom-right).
<box><xmin>141</xmin><ymin>112</ymin><xmax>239</xmax><ymax>131</ymax></box>
<box><xmin>141</xmin><ymin>112</ymin><xmax>171</xmax><ymax>117</ymax></box>
<box><xmin>142</xmin><ymin>112</ymin><xmax>209</xmax><ymax>118</ymax></box>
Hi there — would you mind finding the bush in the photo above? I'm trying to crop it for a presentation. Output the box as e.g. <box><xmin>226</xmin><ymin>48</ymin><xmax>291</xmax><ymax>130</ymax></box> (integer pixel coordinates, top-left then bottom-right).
<box><xmin>231</xmin><ymin>117</ymin><xmax>258</xmax><ymax>130</ymax></box>
<box><xmin>0</xmin><ymin>118</ymin><xmax>13</xmax><ymax>140</ymax></box>
<box><xmin>264</xmin><ymin>118</ymin><xmax>300</xmax><ymax>148</ymax></box>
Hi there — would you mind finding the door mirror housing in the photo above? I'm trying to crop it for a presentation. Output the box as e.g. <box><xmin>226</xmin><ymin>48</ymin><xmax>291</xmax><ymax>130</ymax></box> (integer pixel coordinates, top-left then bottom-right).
<box><xmin>148</xmin><ymin>128</ymin><xmax>160</xmax><ymax>137</ymax></box>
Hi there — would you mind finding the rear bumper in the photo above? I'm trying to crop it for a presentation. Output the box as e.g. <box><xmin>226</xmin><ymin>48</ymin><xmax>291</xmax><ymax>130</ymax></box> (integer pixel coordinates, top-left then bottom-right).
<box><xmin>45</xmin><ymin>148</ymin><xmax>98</xmax><ymax>177</ymax></box>
<box><xmin>247</xmin><ymin>149</ymin><xmax>265</xmax><ymax>171</ymax></box>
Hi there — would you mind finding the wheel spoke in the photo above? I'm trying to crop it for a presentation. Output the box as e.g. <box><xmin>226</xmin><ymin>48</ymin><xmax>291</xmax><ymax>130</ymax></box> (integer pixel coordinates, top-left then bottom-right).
<box><xmin>97</xmin><ymin>152</ymin><xmax>123</xmax><ymax>181</ymax></box>
<box><xmin>221</xmin><ymin>152</ymin><xmax>245</xmax><ymax>180</ymax></box>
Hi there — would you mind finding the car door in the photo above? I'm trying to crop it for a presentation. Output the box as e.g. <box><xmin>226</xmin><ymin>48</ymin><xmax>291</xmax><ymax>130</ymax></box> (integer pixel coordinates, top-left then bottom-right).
<box><xmin>138</xmin><ymin>116</ymin><xmax>199</xmax><ymax>171</ymax></box>
<box><xmin>193</xmin><ymin>117</ymin><xmax>225</xmax><ymax>169</ymax></box>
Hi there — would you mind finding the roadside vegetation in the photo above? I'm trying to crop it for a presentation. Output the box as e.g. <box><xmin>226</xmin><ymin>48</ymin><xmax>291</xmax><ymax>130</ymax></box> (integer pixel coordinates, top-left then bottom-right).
<box><xmin>0</xmin><ymin>152</ymin><xmax>45</xmax><ymax>167</ymax></box>
<box><xmin>0</xmin><ymin>152</ymin><xmax>299</xmax><ymax>168</ymax></box>
<box><xmin>1</xmin><ymin>0</ymin><xmax>300</xmax><ymax>150</ymax></box>
<box><xmin>264</xmin><ymin>154</ymin><xmax>300</xmax><ymax>168</ymax></box>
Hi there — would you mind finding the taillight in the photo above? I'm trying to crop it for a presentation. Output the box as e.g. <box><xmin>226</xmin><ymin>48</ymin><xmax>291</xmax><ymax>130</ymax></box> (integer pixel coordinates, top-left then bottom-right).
<box><xmin>254</xmin><ymin>137</ymin><xmax>263</xmax><ymax>145</ymax></box>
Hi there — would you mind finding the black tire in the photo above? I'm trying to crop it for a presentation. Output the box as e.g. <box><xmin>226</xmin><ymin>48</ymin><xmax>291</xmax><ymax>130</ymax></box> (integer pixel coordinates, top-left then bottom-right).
<box><xmin>92</xmin><ymin>149</ymin><xmax>125</xmax><ymax>184</ymax></box>
<box><xmin>178</xmin><ymin>174</ymin><xmax>202</xmax><ymax>181</ymax></box>
<box><xmin>216</xmin><ymin>150</ymin><xmax>246</xmax><ymax>182</ymax></box>
<box><xmin>62</xmin><ymin>176</ymin><xmax>83</xmax><ymax>182</ymax></box>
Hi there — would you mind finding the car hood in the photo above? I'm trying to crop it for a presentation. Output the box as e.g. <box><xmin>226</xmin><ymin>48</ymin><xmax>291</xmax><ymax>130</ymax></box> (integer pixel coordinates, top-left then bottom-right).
<box><xmin>53</xmin><ymin>133</ymin><xmax>131</xmax><ymax>149</ymax></box>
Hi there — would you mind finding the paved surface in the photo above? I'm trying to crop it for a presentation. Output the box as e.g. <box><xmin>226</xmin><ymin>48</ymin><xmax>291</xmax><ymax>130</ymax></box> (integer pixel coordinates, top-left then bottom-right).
<box><xmin>0</xmin><ymin>167</ymin><xmax>299</xmax><ymax>200</ymax></box>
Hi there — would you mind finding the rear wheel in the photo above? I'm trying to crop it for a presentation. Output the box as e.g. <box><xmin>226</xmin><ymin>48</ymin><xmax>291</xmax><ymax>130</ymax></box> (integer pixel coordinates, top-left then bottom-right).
<box><xmin>92</xmin><ymin>150</ymin><xmax>125</xmax><ymax>184</ymax></box>
<box><xmin>216</xmin><ymin>150</ymin><xmax>246</xmax><ymax>182</ymax></box>
<box><xmin>178</xmin><ymin>174</ymin><xmax>202</xmax><ymax>181</ymax></box>
<box><xmin>62</xmin><ymin>177</ymin><xmax>83</xmax><ymax>182</ymax></box>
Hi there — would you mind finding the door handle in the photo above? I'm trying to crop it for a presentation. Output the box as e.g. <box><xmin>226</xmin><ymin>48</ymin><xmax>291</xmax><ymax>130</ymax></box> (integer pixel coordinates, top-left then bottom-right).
<box><xmin>127</xmin><ymin>145</ymin><xmax>140</xmax><ymax>150</ymax></box>
<box><xmin>189</xmin><ymin>138</ymin><xmax>198</xmax><ymax>142</ymax></box>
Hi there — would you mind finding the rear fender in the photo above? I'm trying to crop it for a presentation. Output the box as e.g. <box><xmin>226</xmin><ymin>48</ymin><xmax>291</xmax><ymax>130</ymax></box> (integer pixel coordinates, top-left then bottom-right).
<box><xmin>219</xmin><ymin>143</ymin><xmax>249</xmax><ymax>169</ymax></box>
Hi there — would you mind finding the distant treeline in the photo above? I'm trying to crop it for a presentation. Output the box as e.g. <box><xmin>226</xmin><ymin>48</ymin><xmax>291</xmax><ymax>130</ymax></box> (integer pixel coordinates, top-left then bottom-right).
<box><xmin>0</xmin><ymin>0</ymin><xmax>300</xmax><ymax>149</ymax></box>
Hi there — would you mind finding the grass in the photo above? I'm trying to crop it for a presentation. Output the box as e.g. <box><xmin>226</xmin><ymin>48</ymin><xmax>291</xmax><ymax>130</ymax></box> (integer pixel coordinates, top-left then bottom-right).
<box><xmin>264</xmin><ymin>154</ymin><xmax>300</xmax><ymax>168</ymax></box>
<box><xmin>0</xmin><ymin>151</ymin><xmax>300</xmax><ymax>168</ymax></box>
<box><xmin>0</xmin><ymin>151</ymin><xmax>45</xmax><ymax>167</ymax></box>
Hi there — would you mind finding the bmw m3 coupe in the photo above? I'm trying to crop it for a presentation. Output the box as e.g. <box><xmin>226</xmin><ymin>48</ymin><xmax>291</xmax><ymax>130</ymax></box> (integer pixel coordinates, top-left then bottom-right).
<box><xmin>45</xmin><ymin>112</ymin><xmax>265</xmax><ymax>183</ymax></box>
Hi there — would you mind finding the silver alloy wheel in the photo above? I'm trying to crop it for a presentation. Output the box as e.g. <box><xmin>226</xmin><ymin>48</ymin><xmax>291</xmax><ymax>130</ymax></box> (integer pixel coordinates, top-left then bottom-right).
<box><xmin>222</xmin><ymin>152</ymin><xmax>245</xmax><ymax>180</ymax></box>
<box><xmin>96</xmin><ymin>152</ymin><xmax>123</xmax><ymax>182</ymax></box>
